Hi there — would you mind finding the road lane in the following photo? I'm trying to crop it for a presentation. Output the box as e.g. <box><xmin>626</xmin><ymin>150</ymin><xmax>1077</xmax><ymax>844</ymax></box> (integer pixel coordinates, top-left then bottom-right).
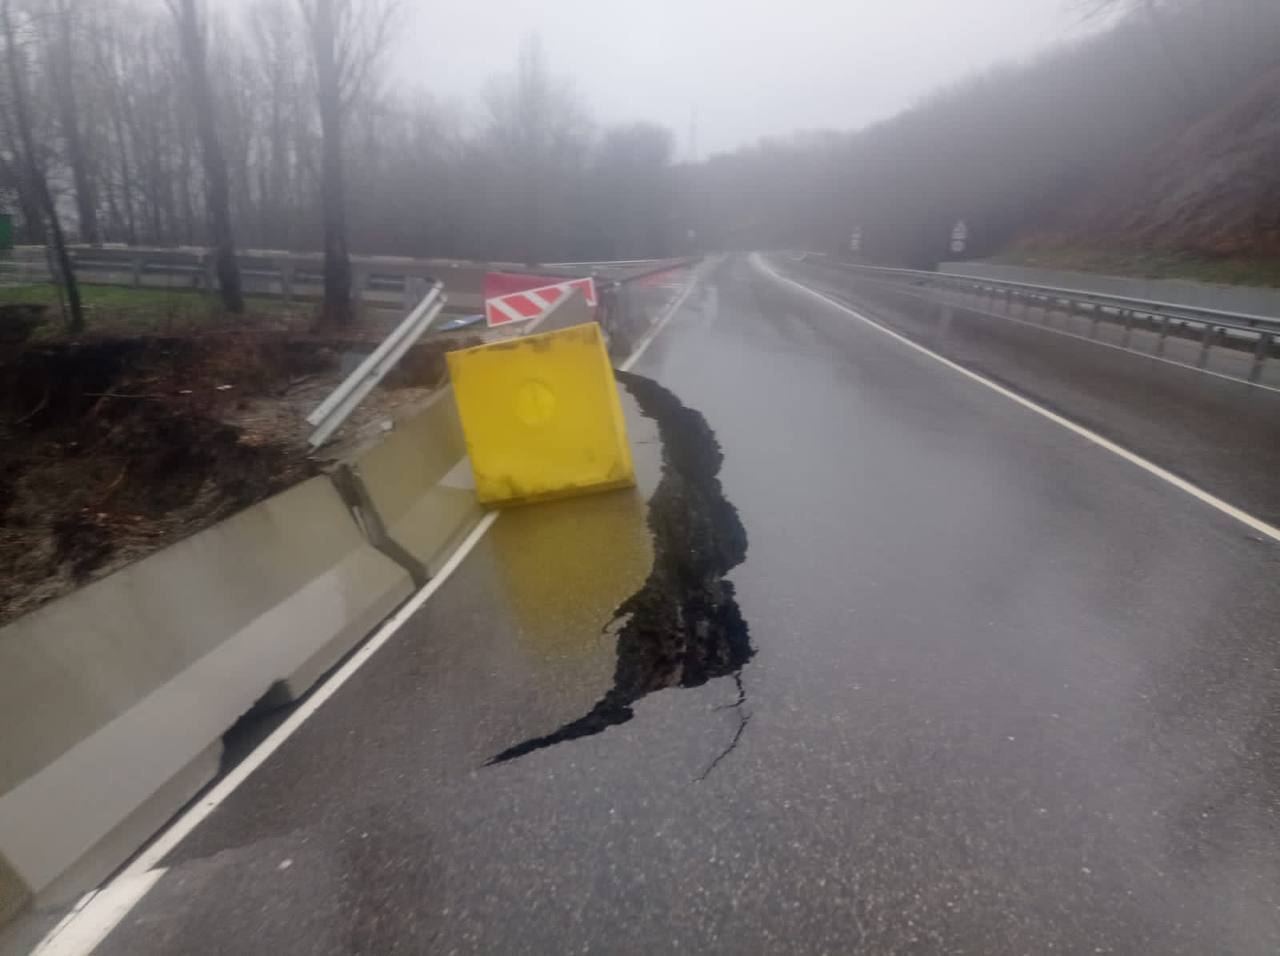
<box><xmin>83</xmin><ymin>254</ymin><xmax>1280</xmax><ymax>954</ymax></box>
<box><xmin>779</xmin><ymin>255</ymin><xmax>1280</xmax><ymax>524</ymax></box>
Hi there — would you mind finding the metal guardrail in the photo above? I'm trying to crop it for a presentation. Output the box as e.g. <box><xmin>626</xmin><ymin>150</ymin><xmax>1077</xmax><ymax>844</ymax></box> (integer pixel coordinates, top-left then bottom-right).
<box><xmin>0</xmin><ymin>247</ymin><xmax>429</xmax><ymax>310</ymax></box>
<box><xmin>306</xmin><ymin>281</ymin><xmax>446</xmax><ymax>448</ymax></box>
<box><xmin>596</xmin><ymin>257</ymin><xmax>699</xmax><ymax>349</ymax></box>
<box><xmin>807</xmin><ymin>256</ymin><xmax>1279</xmax><ymax>384</ymax></box>
<box><xmin>2</xmin><ymin>247</ymin><xmax>694</xmax><ymax>312</ymax></box>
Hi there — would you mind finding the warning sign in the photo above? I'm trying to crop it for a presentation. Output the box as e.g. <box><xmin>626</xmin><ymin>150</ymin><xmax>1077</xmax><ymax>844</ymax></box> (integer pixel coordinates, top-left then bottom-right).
<box><xmin>484</xmin><ymin>276</ymin><xmax>597</xmax><ymax>328</ymax></box>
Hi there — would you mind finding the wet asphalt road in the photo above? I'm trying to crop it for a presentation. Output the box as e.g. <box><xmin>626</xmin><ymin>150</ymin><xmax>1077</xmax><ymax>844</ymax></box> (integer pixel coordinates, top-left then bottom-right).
<box><xmin>93</xmin><ymin>254</ymin><xmax>1280</xmax><ymax>954</ymax></box>
<box><xmin>784</xmin><ymin>256</ymin><xmax>1280</xmax><ymax>524</ymax></box>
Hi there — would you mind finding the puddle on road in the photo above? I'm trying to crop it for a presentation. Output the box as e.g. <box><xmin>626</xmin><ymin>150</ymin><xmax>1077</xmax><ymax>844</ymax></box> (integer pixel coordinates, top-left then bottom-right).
<box><xmin>489</xmin><ymin>371</ymin><xmax>753</xmax><ymax>769</ymax></box>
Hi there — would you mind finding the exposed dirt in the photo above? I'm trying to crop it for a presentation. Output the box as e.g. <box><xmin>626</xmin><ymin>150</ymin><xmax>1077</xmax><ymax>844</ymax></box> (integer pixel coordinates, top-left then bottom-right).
<box><xmin>0</xmin><ymin>329</ymin><xmax>477</xmax><ymax>627</ymax></box>
<box><xmin>1017</xmin><ymin>63</ymin><xmax>1280</xmax><ymax>264</ymax></box>
<box><xmin>0</xmin><ymin>303</ymin><xmax>49</xmax><ymax>344</ymax></box>
<box><xmin>489</xmin><ymin>370</ymin><xmax>752</xmax><ymax>769</ymax></box>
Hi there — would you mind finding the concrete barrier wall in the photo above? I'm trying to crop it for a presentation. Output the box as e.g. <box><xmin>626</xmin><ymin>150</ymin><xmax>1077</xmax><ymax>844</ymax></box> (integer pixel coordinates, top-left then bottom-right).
<box><xmin>342</xmin><ymin>290</ymin><xmax>597</xmax><ymax>575</ymax></box>
<box><xmin>0</xmin><ymin>475</ymin><xmax>413</xmax><ymax>914</ymax></box>
<box><xmin>939</xmin><ymin>261</ymin><xmax>1280</xmax><ymax>318</ymax></box>
<box><xmin>349</xmin><ymin>388</ymin><xmax>483</xmax><ymax>578</ymax></box>
<box><xmin>0</xmin><ymin>286</ymin><xmax>603</xmax><ymax>928</ymax></box>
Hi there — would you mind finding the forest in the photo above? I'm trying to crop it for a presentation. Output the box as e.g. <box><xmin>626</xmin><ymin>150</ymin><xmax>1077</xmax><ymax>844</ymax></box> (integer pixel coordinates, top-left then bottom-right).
<box><xmin>0</xmin><ymin>0</ymin><xmax>1276</xmax><ymax>319</ymax></box>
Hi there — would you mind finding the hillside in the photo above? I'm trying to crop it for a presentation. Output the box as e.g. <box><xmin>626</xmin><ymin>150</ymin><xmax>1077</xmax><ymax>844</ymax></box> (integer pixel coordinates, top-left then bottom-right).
<box><xmin>1010</xmin><ymin>62</ymin><xmax>1280</xmax><ymax>284</ymax></box>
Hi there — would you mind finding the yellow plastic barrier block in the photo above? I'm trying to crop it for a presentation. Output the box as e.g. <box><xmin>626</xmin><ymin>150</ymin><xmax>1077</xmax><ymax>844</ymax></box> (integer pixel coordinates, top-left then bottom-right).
<box><xmin>446</xmin><ymin>322</ymin><xmax>636</xmax><ymax>506</ymax></box>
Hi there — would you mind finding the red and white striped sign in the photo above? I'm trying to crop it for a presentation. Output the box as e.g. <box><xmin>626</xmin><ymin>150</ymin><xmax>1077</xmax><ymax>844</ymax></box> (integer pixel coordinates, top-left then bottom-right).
<box><xmin>485</xmin><ymin>277</ymin><xmax>597</xmax><ymax>328</ymax></box>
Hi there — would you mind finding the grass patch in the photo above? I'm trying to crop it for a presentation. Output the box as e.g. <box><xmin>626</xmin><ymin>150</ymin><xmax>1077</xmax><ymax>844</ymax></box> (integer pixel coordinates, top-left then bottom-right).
<box><xmin>992</xmin><ymin>248</ymin><xmax>1280</xmax><ymax>289</ymax></box>
<box><xmin>0</xmin><ymin>282</ymin><xmax>310</xmax><ymax>338</ymax></box>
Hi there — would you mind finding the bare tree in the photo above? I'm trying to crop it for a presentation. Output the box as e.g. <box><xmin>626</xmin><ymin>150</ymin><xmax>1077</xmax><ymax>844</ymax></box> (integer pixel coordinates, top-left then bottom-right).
<box><xmin>300</xmin><ymin>0</ymin><xmax>397</xmax><ymax>326</ymax></box>
<box><xmin>46</xmin><ymin>0</ymin><xmax>97</xmax><ymax>243</ymax></box>
<box><xmin>484</xmin><ymin>36</ymin><xmax>591</xmax><ymax>264</ymax></box>
<box><xmin>250</xmin><ymin>0</ymin><xmax>309</xmax><ymax>249</ymax></box>
<box><xmin>589</xmin><ymin>123</ymin><xmax>674</xmax><ymax>259</ymax></box>
<box><xmin>168</xmin><ymin>0</ymin><xmax>243</xmax><ymax>313</ymax></box>
<box><xmin>1</xmin><ymin>0</ymin><xmax>83</xmax><ymax>332</ymax></box>
<box><xmin>92</xmin><ymin>4</ymin><xmax>138</xmax><ymax>243</ymax></box>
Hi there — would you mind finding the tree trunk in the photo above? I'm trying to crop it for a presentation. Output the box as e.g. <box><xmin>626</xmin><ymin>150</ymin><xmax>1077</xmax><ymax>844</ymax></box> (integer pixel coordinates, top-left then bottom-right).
<box><xmin>102</xmin><ymin>22</ymin><xmax>139</xmax><ymax>244</ymax></box>
<box><xmin>51</xmin><ymin>0</ymin><xmax>98</xmax><ymax>244</ymax></box>
<box><xmin>2</xmin><ymin>0</ymin><xmax>83</xmax><ymax>332</ymax></box>
<box><xmin>312</xmin><ymin>0</ymin><xmax>352</xmax><ymax>325</ymax></box>
<box><xmin>171</xmin><ymin>0</ymin><xmax>243</xmax><ymax>313</ymax></box>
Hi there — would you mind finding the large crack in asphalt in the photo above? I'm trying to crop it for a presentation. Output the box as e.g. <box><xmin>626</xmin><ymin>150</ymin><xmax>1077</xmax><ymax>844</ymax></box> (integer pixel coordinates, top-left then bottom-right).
<box><xmin>488</xmin><ymin>370</ymin><xmax>752</xmax><ymax>771</ymax></box>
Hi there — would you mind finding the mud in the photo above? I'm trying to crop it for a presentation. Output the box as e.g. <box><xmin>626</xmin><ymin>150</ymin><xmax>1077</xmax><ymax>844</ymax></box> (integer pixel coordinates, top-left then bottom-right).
<box><xmin>0</xmin><ymin>335</ymin><xmax>327</xmax><ymax>626</ymax></box>
<box><xmin>0</xmin><ymin>325</ymin><xmax>486</xmax><ymax>627</ymax></box>
<box><xmin>489</xmin><ymin>370</ymin><xmax>751</xmax><ymax>767</ymax></box>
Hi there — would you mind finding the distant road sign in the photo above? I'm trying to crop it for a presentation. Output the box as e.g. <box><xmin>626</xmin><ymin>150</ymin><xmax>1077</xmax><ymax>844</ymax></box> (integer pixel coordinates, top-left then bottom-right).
<box><xmin>950</xmin><ymin>220</ymin><xmax>968</xmax><ymax>254</ymax></box>
<box><xmin>850</xmin><ymin>227</ymin><xmax>862</xmax><ymax>253</ymax></box>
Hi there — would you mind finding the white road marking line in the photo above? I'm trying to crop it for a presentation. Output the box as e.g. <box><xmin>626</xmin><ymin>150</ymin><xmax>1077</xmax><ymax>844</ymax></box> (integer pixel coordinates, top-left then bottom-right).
<box><xmin>620</xmin><ymin>260</ymin><xmax>709</xmax><ymax>372</ymax></box>
<box><xmin>752</xmin><ymin>253</ymin><xmax>1280</xmax><ymax>545</ymax></box>
<box><xmin>27</xmin><ymin>514</ymin><xmax>498</xmax><ymax>956</ymax></box>
<box><xmin>156</xmin><ymin>513</ymin><xmax>502</xmax><ymax>876</ymax></box>
<box><xmin>32</xmin><ymin>263</ymin><xmax>708</xmax><ymax>956</ymax></box>
<box><xmin>31</xmin><ymin>869</ymin><xmax>167</xmax><ymax>956</ymax></box>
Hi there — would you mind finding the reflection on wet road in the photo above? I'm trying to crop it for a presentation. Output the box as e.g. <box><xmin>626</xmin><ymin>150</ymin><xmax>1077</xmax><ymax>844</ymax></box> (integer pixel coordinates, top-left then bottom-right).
<box><xmin>90</xmin><ymin>255</ymin><xmax>1280</xmax><ymax>955</ymax></box>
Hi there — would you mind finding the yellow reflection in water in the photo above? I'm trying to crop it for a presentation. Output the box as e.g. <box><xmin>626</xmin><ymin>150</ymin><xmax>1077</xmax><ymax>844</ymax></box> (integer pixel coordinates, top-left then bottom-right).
<box><xmin>488</xmin><ymin>485</ymin><xmax>653</xmax><ymax>660</ymax></box>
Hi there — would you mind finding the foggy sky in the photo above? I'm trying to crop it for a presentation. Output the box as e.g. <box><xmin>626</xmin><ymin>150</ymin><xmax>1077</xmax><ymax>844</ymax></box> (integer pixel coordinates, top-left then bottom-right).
<box><xmin>392</xmin><ymin>0</ymin><xmax>1092</xmax><ymax>157</ymax></box>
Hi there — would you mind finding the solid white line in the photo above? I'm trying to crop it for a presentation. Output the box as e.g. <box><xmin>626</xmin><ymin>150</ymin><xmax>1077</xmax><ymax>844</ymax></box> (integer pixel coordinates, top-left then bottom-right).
<box><xmin>33</xmin><ymin>261</ymin><xmax>708</xmax><ymax>956</ymax></box>
<box><xmin>30</xmin><ymin>514</ymin><xmax>498</xmax><ymax>956</ymax></box>
<box><xmin>31</xmin><ymin>870</ymin><xmax>167</xmax><ymax>956</ymax></box>
<box><xmin>752</xmin><ymin>253</ymin><xmax>1280</xmax><ymax>544</ymax></box>
<box><xmin>619</xmin><ymin>260</ymin><xmax>708</xmax><ymax>372</ymax></box>
<box><xmin>153</xmin><ymin>512</ymin><xmax>498</xmax><ymax>877</ymax></box>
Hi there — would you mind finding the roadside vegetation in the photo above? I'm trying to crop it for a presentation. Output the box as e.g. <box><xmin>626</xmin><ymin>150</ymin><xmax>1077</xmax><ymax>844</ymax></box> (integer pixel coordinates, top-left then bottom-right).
<box><xmin>0</xmin><ymin>283</ymin><xmax>307</xmax><ymax>338</ymax></box>
<box><xmin>992</xmin><ymin>248</ymin><xmax>1280</xmax><ymax>290</ymax></box>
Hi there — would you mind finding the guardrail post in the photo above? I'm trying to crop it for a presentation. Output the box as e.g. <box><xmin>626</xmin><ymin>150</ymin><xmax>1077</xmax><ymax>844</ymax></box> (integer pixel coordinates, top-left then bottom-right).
<box><xmin>1197</xmin><ymin>324</ymin><xmax>1216</xmax><ymax>368</ymax></box>
<box><xmin>935</xmin><ymin>304</ymin><xmax>954</xmax><ymax>345</ymax></box>
<box><xmin>620</xmin><ymin>281</ymin><xmax>634</xmax><ymax>337</ymax></box>
<box><xmin>130</xmin><ymin>255</ymin><xmax>143</xmax><ymax>287</ymax></box>
<box><xmin>1155</xmin><ymin>315</ymin><xmax>1171</xmax><ymax>356</ymax></box>
<box><xmin>1250</xmin><ymin>332</ymin><xmax>1272</xmax><ymax>383</ymax></box>
<box><xmin>1088</xmin><ymin>305</ymin><xmax>1103</xmax><ymax>339</ymax></box>
<box><xmin>352</xmin><ymin>267</ymin><xmax>368</xmax><ymax>305</ymax></box>
<box><xmin>403</xmin><ymin>276</ymin><xmax>429</xmax><ymax>314</ymax></box>
<box><xmin>1120</xmin><ymin>310</ymin><xmax>1135</xmax><ymax>348</ymax></box>
<box><xmin>278</xmin><ymin>261</ymin><xmax>293</xmax><ymax>301</ymax></box>
<box><xmin>203</xmin><ymin>255</ymin><xmax>216</xmax><ymax>293</ymax></box>
<box><xmin>597</xmin><ymin>282</ymin><xmax>613</xmax><ymax>338</ymax></box>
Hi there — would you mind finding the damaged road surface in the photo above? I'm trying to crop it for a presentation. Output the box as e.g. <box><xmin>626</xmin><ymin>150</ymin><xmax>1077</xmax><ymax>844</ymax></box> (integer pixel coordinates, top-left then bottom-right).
<box><xmin>44</xmin><ymin>255</ymin><xmax>1280</xmax><ymax>955</ymax></box>
<box><xmin>490</xmin><ymin>371</ymin><xmax>751</xmax><ymax>767</ymax></box>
